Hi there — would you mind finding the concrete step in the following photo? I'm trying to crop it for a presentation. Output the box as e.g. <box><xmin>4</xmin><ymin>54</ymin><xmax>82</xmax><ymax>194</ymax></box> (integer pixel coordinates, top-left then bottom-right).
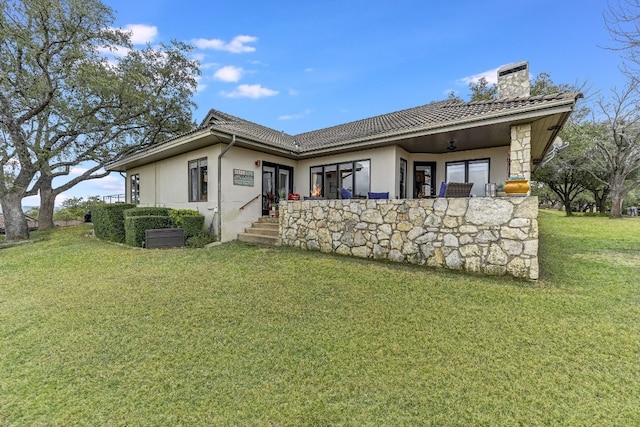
<box><xmin>237</xmin><ymin>217</ymin><xmax>281</xmax><ymax>246</ymax></box>
<box><xmin>249</xmin><ymin>222</ymin><xmax>279</xmax><ymax>232</ymax></box>
<box><xmin>238</xmin><ymin>233</ymin><xmax>281</xmax><ymax>246</ymax></box>
<box><xmin>243</xmin><ymin>228</ymin><xmax>279</xmax><ymax>238</ymax></box>
<box><xmin>256</xmin><ymin>216</ymin><xmax>279</xmax><ymax>225</ymax></box>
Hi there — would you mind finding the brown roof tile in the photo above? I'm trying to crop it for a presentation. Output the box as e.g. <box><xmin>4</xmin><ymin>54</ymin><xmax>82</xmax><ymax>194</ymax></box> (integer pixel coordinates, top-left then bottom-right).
<box><xmin>199</xmin><ymin>93</ymin><xmax>580</xmax><ymax>152</ymax></box>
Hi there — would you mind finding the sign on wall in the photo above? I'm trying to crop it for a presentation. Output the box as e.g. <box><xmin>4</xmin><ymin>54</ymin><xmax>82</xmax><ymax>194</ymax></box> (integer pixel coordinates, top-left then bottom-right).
<box><xmin>233</xmin><ymin>169</ymin><xmax>254</xmax><ymax>187</ymax></box>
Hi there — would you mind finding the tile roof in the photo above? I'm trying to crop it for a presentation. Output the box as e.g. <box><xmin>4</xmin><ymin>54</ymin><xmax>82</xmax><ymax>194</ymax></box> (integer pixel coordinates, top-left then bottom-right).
<box><xmin>109</xmin><ymin>92</ymin><xmax>580</xmax><ymax>168</ymax></box>
<box><xmin>199</xmin><ymin>93</ymin><xmax>580</xmax><ymax>152</ymax></box>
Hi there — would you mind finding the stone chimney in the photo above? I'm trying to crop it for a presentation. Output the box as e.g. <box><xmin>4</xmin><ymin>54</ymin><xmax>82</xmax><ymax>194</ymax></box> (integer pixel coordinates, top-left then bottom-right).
<box><xmin>497</xmin><ymin>61</ymin><xmax>530</xmax><ymax>98</ymax></box>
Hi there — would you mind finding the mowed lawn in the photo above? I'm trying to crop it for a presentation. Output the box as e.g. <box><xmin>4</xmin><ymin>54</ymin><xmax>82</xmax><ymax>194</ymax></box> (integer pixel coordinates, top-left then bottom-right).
<box><xmin>1</xmin><ymin>210</ymin><xmax>638</xmax><ymax>426</ymax></box>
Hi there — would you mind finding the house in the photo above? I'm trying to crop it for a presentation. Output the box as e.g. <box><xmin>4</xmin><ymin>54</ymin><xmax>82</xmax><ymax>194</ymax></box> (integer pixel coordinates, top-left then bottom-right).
<box><xmin>106</xmin><ymin>62</ymin><xmax>581</xmax><ymax>279</ymax></box>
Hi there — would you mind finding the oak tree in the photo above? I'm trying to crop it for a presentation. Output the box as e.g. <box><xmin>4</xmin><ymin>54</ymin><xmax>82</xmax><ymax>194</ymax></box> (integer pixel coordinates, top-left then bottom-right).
<box><xmin>0</xmin><ymin>0</ymin><xmax>199</xmax><ymax>239</ymax></box>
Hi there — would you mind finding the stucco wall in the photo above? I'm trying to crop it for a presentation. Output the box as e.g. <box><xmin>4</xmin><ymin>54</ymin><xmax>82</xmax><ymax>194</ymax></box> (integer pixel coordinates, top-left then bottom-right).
<box><xmin>125</xmin><ymin>143</ymin><xmax>514</xmax><ymax>243</ymax></box>
<box><xmin>280</xmin><ymin>196</ymin><xmax>539</xmax><ymax>280</ymax></box>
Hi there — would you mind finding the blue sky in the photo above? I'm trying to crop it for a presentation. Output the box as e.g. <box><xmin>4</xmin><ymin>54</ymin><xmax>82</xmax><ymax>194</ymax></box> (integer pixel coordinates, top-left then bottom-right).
<box><xmin>27</xmin><ymin>0</ymin><xmax>626</xmax><ymax>208</ymax></box>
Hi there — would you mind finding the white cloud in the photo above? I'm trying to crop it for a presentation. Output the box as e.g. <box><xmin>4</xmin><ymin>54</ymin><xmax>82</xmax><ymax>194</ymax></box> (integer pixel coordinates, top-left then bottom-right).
<box><xmin>99</xmin><ymin>24</ymin><xmax>158</xmax><ymax>58</ymax></box>
<box><xmin>460</xmin><ymin>67</ymin><xmax>500</xmax><ymax>85</ymax></box>
<box><xmin>97</xmin><ymin>176</ymin><xmax>124</xmax><ymax>192</ymax></box>
<box><xmin>199</xmin><ymin>62</ymin><xmax>220</xmax><ymax>70</ymax></box>
<box><xmin>192</xmin><ymin>35</ymin><xmax>258</xmax><ymax>53</ymax></box>
<box><xmin>70</xmin><ymin>166</ymin><xmax>88</xmax><ymax>175</ymax></box>
<box><xmin>279</xmin><ymin>109</ymin><xmax>311</xmax><ymax>120</ymax></box>
<box><xmin>304</xmin><ymin>67</ymin><xmax>314</xmax><ymax>72</ymax></box>
<box><xmin>195</xmin><ymin>76</ymin><xmax>207</xmax><ymax>92</ymax></box>
<box><xmin>97</xmin><ymin>44</ymin><xmax>131</xmax><ymax>58</ymax></box>
<box><xmin>220</xmin><ymin>84</ymin><xmax>278</xmax><ymax>99</ymax></box>
<box><xmin>123</xmin><ymin>24</ymin><xmax>158</xmax><ymax>45</ymax></box>
<box><xmin>214</xmin><ymin>65</ymin><xmax>244</xmax><ymax>82</ymax></box>
<box><xmin>288</xmin><ymin>88</ymin><xmax>299</xmax><ymax>96</ymax></box>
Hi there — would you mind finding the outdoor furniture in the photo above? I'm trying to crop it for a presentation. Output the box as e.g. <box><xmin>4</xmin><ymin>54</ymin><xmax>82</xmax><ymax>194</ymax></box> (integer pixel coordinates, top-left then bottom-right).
<box><xmin>340</xmin><ymin>188</ymin><xmax>353</xmax><ymax>199</ymax></box>
<box><xmin>438</xmin><ymin>182</ymin><xmax>448</xmax><ymax>197</ymax></box>
<box><xmin>144</xmin><ymin>228</ymin><xmax>185</xmax><ymax>249</ymax></box>
<box><xmin>443</xmin><ymin>182</ymin><xmax>474</xmax><ymax>198</ymax></box>
<box><xmin>368</xmin><ymin>192</ymin><xmax>389</xmax><ymax>199</ymax></box>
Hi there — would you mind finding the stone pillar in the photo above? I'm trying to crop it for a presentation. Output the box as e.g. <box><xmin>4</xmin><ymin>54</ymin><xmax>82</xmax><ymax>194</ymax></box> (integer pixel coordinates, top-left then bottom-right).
<box><xmin>510</xmin><ymin>124</ymin><xmax>532</xmax><ymax>181</ymax></box>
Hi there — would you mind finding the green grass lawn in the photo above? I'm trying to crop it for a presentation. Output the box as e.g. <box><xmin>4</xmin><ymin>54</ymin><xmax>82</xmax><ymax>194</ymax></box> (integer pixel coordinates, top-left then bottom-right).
<box><xmin>1</xmin><ymin>210</ymin><xmax>639</xmax><ymax>426</ymax></box>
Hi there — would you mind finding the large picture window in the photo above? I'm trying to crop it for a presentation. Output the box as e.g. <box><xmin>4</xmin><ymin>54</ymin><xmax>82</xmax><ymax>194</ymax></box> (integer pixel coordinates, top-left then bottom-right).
<box><xmin>129</xmin><ymin>174</ymin><xmax>140</xmax><ymax>204</ymax></box>
<box><xmin>188</xmin><ymin>158</ymin><xmax>208</xmax><ymax>202</ymax></box>
<box><xmin>309</xmin><ymin>159</ymin><xmax>370</xmax><ymax>199</ymax></box>
<box><xmin>445</xmin><ymin>158</ymin><xmax>489</xmax><ymax>197</ymax></box>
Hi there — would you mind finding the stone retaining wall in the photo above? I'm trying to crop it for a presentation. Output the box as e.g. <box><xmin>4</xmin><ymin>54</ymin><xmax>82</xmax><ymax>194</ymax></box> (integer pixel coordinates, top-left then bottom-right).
<box><xmin>280</xmin><ymin>197</ymin><xmax>539</xmax><ymax>280</ymax></box>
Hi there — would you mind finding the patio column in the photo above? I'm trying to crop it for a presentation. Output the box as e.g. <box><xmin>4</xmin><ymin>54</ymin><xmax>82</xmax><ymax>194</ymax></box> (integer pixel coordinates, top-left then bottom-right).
<box><xmin>510</xmin><ymin>123</ymin><xmax>532</xmax><ymax>181</ymax></box>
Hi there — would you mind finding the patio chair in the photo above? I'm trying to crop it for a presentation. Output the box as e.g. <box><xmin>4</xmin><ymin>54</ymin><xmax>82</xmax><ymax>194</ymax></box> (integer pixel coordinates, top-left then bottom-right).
<box><xmin>368</xmin><ymin>192</ymin><xmax>389</xmax><ymax>199</ymax></box>
<box><xmin>437</xmin><ymin>182</ymin><xmax>448</xmax><ymax>197</ymax></box>
<box><xmin>443</xmin><ymin>182</ymin><xmax>474</xmax><ymax>198</ymax></box>
<box><xmin>340</xmin><ymin>188</ymin><xmax>353</xmax><ymax>199</ymax></box>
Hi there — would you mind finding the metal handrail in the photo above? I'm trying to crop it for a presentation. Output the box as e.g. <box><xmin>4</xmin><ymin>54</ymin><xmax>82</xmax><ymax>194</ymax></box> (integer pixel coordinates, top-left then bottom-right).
<box><xmin>103</xmin><ymin>194</ymin><xmax>126</xmax><ymax>203</ymax></box>
<box><xmin>240</xmin><ymin>193</ymin><xmax>261</xmax><ymax>210</ymax></box>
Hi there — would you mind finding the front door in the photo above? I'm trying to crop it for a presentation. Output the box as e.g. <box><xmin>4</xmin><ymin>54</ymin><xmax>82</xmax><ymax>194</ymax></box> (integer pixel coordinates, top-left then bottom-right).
<box><xmin>262</xmin><ymin>162</ymin><xmax>293</xmax><ymax>216</ymax></box>
<box><xmin>414</xmin><ymin>161</ymin><xmax>436</xmax><ymax>198</ymax></box>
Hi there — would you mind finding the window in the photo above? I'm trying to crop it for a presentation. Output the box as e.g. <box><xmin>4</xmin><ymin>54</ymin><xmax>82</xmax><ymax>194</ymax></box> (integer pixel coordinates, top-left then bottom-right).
<box><xmin>399</xmin><ymin>158</ymin><xmax>407</xmax><ymax>199</ymax></box>
<box><xmin>189</xmin><ymin>158</ymin><xmax>208</xmax><ymax>202</ymax></box>
<box><xmin>130</xmin><ymin>174</ymin><xmax>140</xmax><ymax>204</ymax></box>
<box><xmin>414</xmin><ymin>161</ymin><xmax>436</xmax><ymax>198</ymax></box>
<box><xmin>309</xmin><ymin>159</ymin><xmax>370</xmax><ymax>199</ymax></box>
<box><xmin>445</xmin><ymin>158</ymin><xmax>489</xmax><ymax>197</ymax></box>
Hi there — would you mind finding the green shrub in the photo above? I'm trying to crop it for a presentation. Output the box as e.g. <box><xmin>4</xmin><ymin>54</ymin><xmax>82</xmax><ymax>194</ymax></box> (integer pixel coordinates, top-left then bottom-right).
<box><xmin>168</xmin><ymin>209</ymin><xmax>205</xmax><ymax>238</ymax></box>
<box><xmin>185</xmin><ymin>233</ymin><xmax>215</xmax><ymax>248</ymax></box>
<box><xmin>169</xmin><ymin>209</ymin><xmax>199</xmax><ymax>226</ymax></box>
<box><xmin>123</xmin><ymin>207</ymin><xmax>172</xmax><ymax>218</ymax></box>
<box><xmin>180</xmin><ymin>215</ymin><xmax>205</xmax><ymax>238</ymax></box>
<box><xmin>92</xmin><ymin>203</ymin><xmax>136</xmax><ymax>243</ymax></box>
<box><xmin>124</xmin><ymin>215</ymin><xmax>172</xmax><ymax>247</ymax></box>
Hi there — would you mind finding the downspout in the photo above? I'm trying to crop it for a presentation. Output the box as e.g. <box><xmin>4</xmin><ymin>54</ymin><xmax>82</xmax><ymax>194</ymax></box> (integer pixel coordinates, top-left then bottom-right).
<box><xmin>216</xmin><ymin>134</ymin><xmax>237</xmax><ymax>241</ymax></box>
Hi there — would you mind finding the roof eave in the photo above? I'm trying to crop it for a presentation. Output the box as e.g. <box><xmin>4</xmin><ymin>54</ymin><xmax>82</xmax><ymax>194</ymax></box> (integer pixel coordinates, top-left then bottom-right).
<box><xmin>298</xmin><ymin>98</ymin><xmax>579</xmax><ymax>157</ymax></box>
<box><xmin>106</xmin><ymin>127</ymin><xmax>216</xmax><ymax>171</ymax></box>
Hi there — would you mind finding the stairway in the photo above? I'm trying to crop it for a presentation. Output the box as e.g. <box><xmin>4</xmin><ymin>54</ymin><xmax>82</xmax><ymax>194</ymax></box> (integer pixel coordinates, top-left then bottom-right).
<box><xmin>237</xmin><ymin>216</ymin><xmax>281</xmax><ymax>246</ymax></box>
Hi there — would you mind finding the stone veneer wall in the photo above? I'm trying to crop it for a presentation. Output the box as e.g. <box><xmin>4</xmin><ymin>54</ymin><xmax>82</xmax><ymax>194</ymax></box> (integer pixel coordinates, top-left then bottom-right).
<box><xmin>280</xmin><ymin>197</ymin><xmax>539</xmax><ymax>280</ymax></box>
<box><xmin>510</xmin><ymin>123</ymin><xmax>532</xmax><ymax>180</ymax></box>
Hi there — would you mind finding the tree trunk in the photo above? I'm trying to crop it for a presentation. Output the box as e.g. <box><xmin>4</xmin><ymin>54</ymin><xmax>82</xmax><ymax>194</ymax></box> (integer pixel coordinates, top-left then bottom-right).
<box><xmin>564</xmin><ymin>198</ymin><xmax>573</xmax><ymax>216</ymax></box>
<box><xmin>0</xmin><ymin>192</ymin><xmax>29</xmax><ymax>240</ymax></box>
<box><xmin>38</xmin><ymin>177</ymin><xmax>56</xmax><ymax>230</ymax></box>
<box><xmin>593</xmin><ymin>191</ymin><xmax>608</xmax><ymax>213</ymax></box>
<box><xmin>609</xmin><ymin>173</ymin><xmax>626</xmax><ymax>219</ymax></box>
<box><xmin>610</xmin><ymin>192</ymin><xmax>624</xmax><ymax>218</ymax></box>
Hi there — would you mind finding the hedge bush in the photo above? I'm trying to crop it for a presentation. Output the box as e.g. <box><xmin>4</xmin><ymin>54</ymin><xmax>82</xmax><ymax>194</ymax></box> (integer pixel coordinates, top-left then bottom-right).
<box><xmin>169</xmin><ymin>209</ymin><xmax>198</xmax><ymax>225</ymax></box>
<box><xmin>123</xmin><ymin>207</ymin><xmax>172</xmax><ymax>218</ymax></box>
<box><xmin>92</xmin><ymin>203</ymin><xmax>136</xmax><ymax>243</ymax></box>
<box><xmin>124</xmin><ymin>215</ymin><xmax>172</xmax><ymax>247</ymax></box>
<box><xmin>180</xmin><ymin>215</ymin><xmax>205</xmax><ymax>238</ymax></box>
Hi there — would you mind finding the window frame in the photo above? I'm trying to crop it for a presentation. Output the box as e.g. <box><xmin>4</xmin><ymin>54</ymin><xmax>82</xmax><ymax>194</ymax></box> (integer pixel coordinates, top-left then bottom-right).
<box><xmin>445</xmin><ymin>158</ymin><xmax>490</xmax><ymax>197</ymax></box>
<box><xmin>129</xmin><ymin>173</ymin><xmax>140</xmax><ymax>204</ymax></box>
<box><xmin>188</xmin><ymin>157</ymin><xmax>208</xmax><ymax>202</ymax></box>
<box><xmin>399</xmin><ymin>158</ymin><xmax>407</xmax><ymax>199</ymax></box>
<box><xmin>309</xmin><ymin>158</ymin><xmax>371</xmax><ymax>199</ymax></box>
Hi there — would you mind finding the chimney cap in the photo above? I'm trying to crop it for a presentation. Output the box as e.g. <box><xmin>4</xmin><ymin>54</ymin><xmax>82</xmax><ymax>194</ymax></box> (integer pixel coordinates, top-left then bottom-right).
<box><xmin>498</xmin><ymin>61</ymin><xmax>529</xmax><ymax>77</ymax></box>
